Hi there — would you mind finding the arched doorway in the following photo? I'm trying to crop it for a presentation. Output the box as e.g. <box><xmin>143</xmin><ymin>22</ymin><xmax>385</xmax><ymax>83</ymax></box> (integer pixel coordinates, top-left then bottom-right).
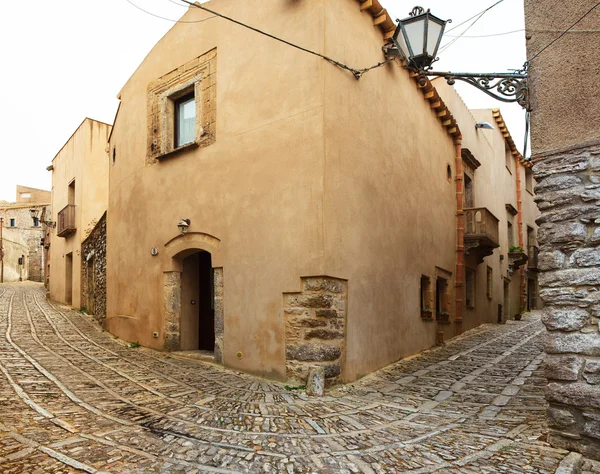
<box><xmin>180</xmin><ymin>251</ymin><xmax>215</xmax><ymax>352</ymax></box>
<box><xmin>163</xmin><ymin>232</ymin><xmax>224</xmax><ymax>363</ymax></box>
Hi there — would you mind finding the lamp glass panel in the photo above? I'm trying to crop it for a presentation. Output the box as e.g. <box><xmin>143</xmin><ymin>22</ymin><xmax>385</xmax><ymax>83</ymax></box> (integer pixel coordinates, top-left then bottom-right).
<box><xmin>426</xmin><ymin>20</ymin><xmax>443</xmax><ymax>56</ymax></box>
<box><xmin>403</xmin><ymin>19</ymin><xmax>425</xmax><ymax>56</ymax></box>
<box><xmin>395</xmin><ymin>27</ymin><xmax>410</xmax><ymax>60</ymax></box>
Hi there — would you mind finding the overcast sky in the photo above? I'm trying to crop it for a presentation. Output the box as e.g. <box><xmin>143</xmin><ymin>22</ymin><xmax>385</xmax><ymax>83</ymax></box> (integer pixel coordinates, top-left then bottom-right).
<box><xmin>0</xmin><ymin>0</ymin><xmax>527</xmax><ymax>202</ymax></box>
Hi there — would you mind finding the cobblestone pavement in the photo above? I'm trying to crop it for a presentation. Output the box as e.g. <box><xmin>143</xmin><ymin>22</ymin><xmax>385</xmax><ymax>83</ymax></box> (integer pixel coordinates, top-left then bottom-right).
<box><xmin>0</xmin><ymin>283</ymin><xmax>594</xmax><ymax>474</ymax></box>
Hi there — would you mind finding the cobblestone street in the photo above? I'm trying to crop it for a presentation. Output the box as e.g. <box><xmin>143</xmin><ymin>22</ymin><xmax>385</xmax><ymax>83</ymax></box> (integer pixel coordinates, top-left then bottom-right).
<box><xmin>0</xmin><ymin>283</ymin><xmax>594</xmax><ymax>473</ymax></box>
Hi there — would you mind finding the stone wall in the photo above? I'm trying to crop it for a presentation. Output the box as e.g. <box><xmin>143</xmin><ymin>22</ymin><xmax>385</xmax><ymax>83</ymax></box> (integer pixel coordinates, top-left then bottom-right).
<box><xmin>534</xmin><ymin>141</ymin><xmax>600</xmax><ymax>459</ymax></box>
<box><xmin>284</xmin><ymin>277</ymin><xmax>347</xmax><ymax>385</ymax></box>
<box><xmin>0</xmin><ymin>205</ymin><xmax>47</xmax><ymax>282</ymax></box>
<box><xmin>81</xmin><ymin>212</ymin><xmax>107</xmax><ymax>327</ymax></box>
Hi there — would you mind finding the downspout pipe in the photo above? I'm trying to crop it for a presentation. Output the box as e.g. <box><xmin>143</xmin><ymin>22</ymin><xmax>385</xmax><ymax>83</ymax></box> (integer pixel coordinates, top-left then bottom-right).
<box><xmin>454</xmin><ymin>138</ymin><xmax>464</xmax><ymax>334</ymax></box>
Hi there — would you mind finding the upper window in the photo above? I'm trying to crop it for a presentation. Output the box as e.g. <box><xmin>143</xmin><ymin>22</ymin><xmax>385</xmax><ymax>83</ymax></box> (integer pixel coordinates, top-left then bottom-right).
<box><xmin>33</xmin><ymin>217</ymin><xmax>39</xmax><ymax>227</ymax></box>
<box><xmin>175</xmin><ymin>92</ymin><xmax>196</xmax><ymax>148</ymax></box>
<box><xmin>9</xmin><ymin>218</ymin><xmax>15</xmax><ymax>227</ymax></box>
<box><xmin>525</xmin><ymin>168</ymin><xmax>534</xmax><ymax>194</ymax></box>
<box><xmin>20</xmin><ymin>193</ymin><xmax>31</xmax><ymax>199</ymax></box>
<box><xmin>505</xmin><ymin>144</ymin><xmax>512</xmax><ymax>174</ymax></box>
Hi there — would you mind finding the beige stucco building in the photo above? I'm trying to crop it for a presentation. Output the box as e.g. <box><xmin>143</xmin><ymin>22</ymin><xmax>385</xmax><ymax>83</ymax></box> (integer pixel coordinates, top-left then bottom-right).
<box><xmin>0</xmin><ymin>185</ymin><xmax>50</xmax><ymax>282</ymax></box>
<box><xmin>104</xmin><ymin>0</ymin><xmax>540</xmax><ymax>384</ymax></box>
<box><xmin>435</xmin><ymin>82</ymin><xmax>540</xmax><ymax>333</ymax></box>
<box><xmin>47</xmin><ymin>118</ymin><xmax>111</xmax><ymax>307</ymax></box>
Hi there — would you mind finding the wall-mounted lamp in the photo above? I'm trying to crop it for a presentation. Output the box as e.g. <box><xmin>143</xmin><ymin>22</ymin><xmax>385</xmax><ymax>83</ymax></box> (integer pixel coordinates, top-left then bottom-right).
<box><xmin>177</xmin><ymin>218</ymin><xmax>191</xmax><ymax>235</ymax></box>
<box><xmin>475</xmin><ymin>122</ymin><xmax>494</xmax><ymax>130</ymax></box>
<box><xmin>29</xmin><ymin>208</ymin><xmax>40</xmax><ymax>219</ymax></box>
<box><xmin>388</xmin><ymin>6</ymin><xmax>530</xmax><ymax>109</ymax></box>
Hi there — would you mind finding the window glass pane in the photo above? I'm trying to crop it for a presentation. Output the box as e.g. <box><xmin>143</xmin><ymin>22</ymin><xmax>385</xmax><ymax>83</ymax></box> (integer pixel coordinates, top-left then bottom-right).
<box><xmin>177</xmin><ymin>97</ymin><xmax>195</xmax><ymax>147</ymax></box>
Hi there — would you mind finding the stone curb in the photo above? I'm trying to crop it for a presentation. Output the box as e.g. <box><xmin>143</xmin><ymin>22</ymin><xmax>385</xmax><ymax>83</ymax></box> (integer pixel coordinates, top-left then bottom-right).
<box><xmin>556</xmin><ymin>452</ymin><xmax>584</xmax><ymax>474</ymax></box>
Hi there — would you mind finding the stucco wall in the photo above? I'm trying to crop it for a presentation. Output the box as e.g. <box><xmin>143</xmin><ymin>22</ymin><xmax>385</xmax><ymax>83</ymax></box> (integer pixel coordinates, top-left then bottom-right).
<box><xmin>1</xmin><ymin>229</ymin><xmax>29</xmax><ymax>282</ymax></box>
<box><xmin>0</xmin><ymin>204</ymin><xmax>47</xmax><ymax>282</ymax></box>
<box><xmin>49</xmin><ymin>118</ymin><xmax>111</xmax><ymax>307</ymax></box>
<box><xmin>319</xmin><ymin>2</ymin><xmax>456</xmax><ymax>381</ymax></box>
<box><xmin>107</xmin><ymin>0</ymin><xmax>327</xmax><ymax>380</ymax></box>
<box><xmin>524</xmin><ymin>0</ymin><xmax>600</xmax><ymax>154</ymax></box>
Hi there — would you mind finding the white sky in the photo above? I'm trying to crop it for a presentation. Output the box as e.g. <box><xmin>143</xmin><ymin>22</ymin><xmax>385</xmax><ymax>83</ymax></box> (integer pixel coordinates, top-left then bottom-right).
<box><xmin>0</xmin><ymin>0</ymin><xmax>527</xmax><ymax>202</ymax></box>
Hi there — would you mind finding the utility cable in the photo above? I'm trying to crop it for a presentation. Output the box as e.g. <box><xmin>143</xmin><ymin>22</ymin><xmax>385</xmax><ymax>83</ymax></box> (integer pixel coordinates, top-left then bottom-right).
<box><xmin>528</xmin><ymin>1</ymin><xmax>600</xmax><ymax>62</ymax></box>
<box><xmin>124</xmin><ymin>0</ymin><xmax>216</xmax><ymax>23</ymax></box>
<box><xmin>180</xmin><ymin>0</ymin><xmax>392</xmax><ymax>79</ymax></box>
<box><xmin>439</xmin><ymin>0</ymin><xmax>505</xmax><ymax>53</ymax></box>
<box><xmin>444</xmin><ymin>0</ymin><xmax>504</xmax><ymax>33</ymax></box>
<box><xmin>445</xmin><ymin>28</ymin><xmax>524</xmax><ymax>38</ymax></box>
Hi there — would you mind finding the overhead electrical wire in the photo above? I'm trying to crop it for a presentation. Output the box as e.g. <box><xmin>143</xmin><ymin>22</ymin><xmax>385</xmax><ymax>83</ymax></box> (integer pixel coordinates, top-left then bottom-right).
<box><xmin>445</xmin><ymin>29</ymin><xmax>524</xmax><ymax>38</ymax></box>
<box><xmin>179</xmin><ymin>0</ymin><xmax>392</xmax><ymax>79</ymax></box>
<box><xmin>444</xmin><ymin>0</ymin><xmax>504</xmax><ymax>34</ymax></box>
<box><xmin>528</xmin><ymin>1</ymin><xmax>600</xmax><ymax>62</ymax></box>
<box><xmin>124</xmin><ymin>0</ymin><xmax>216</xmax><ymax>23</ymax></box>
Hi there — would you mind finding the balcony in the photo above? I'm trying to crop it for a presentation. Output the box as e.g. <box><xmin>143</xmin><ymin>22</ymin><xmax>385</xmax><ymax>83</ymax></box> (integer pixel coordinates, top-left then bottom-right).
<box><xmin>57</xmin><ymin>204</ymin><xmax>76</xmax><ymax>237</ymax></box>
<box><xmin>464</xmin><ymin>207</ymin><xmax>500</xmax><ymax>263</ymax></box>
<box><xmin>528</xmin><ymin>245</ymin><xmax>539</xmax><ymax>270</ymax></box>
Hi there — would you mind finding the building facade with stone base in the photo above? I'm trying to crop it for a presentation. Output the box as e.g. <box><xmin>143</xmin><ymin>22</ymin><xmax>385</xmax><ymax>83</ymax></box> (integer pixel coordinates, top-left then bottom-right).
<box><xmin>106</xmin><ymin>0</ymin><xmax>472</xmax><ymax>384</ymax></box>
<box><xmin>525</xmin><ymin>0</ymin><xmax>600</xmax><ymax>460</ymax></box>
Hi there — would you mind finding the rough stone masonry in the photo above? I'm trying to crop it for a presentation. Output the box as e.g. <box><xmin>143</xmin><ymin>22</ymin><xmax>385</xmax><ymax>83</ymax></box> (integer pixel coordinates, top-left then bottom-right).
<box><xmin>534</xmin><ymin>140</ymin><xmax>600</xmax><ymax>459</ymax></box>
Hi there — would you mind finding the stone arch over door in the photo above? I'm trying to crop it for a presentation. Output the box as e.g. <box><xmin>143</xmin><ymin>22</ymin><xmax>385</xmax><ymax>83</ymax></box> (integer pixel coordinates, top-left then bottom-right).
<box><xmin>163</xmin><ymin>232</ymin><xmax>224</xmax><ymax>363</ymax></box>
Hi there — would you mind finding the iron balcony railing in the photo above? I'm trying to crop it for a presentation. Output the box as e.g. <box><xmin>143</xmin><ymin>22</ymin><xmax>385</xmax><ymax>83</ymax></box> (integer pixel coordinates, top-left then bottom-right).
<box><xmin>464</xmin><ymin>207</ymin><xmax>500</xmax><ymax>246</ymax></box>
<box><xmin>57</xmin><ymin>204</ymin><xmax>76</xmax><ymax>237</ymax></box>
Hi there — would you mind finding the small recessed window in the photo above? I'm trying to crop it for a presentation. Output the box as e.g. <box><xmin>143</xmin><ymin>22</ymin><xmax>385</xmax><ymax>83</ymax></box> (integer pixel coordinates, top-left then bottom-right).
<box><xmin>20</xmin><ymin>193</ymin><xmax>31</xmax><ymax>199</ymax></box>
<box><xmin>33</xmin><ymin>217</ymin><xmax>39</xmax><ymax>227</ymax></box>
<box><xmin>175</xmin><ymin>92</ymin><xmax>196</xmax><ymax>148</ymax></box>
<box><xmin>112</xmin><ymin>147</ymin><xmax>116</xmax><ymax>164</ymax></box>
<box><xmin>447</xmin><ymin>164</ymin><xmax>452</xmax><ymax>181</ymax></box>
<box><xmin>9</xmin><ymin>218</ymin><xmax>15</xmax><ymax>227</ymax></box>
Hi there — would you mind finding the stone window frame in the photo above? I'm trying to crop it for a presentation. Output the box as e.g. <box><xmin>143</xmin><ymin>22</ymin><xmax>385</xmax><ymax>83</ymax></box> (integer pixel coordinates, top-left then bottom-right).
<box><xmin>147</xmin><ymin>49</ymin><xmax>217</xmax><ymax>164</ymax></box>
<box><xmin>9</xmin><ymin>218</ymin><xmax>15</xmax><ymax>227</ymax></box>
<box><xmin>158</xmin><ymin>78</ymin><xmax>203</xmax><ymax>157</ymax></box>
<box><xmin>420</xmin><ymin>275</ymin><xmax>433</xmax><ymax>318</ymax></box>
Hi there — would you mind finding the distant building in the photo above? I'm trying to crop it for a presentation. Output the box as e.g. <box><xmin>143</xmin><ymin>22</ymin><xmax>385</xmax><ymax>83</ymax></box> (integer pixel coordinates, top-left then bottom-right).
<box><xmin>0</xmin><ymin>185</ymin><xmax>50</xmax><ymax>282</ymax></box>
<box><xmin>47</xmin><ymin>118</ymin><xmax>111</xmax><ymax>308</ymax></box>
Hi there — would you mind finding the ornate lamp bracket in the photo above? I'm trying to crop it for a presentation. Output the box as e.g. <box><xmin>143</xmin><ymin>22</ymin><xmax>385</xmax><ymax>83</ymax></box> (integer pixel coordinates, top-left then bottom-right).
<box><xmin>414</xmin><ymin>62</ymin><xmax>531</xmax><ymax>110</ymax></box>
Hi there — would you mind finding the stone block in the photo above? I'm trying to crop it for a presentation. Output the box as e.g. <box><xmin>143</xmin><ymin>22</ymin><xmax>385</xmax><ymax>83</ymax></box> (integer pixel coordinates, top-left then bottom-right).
<box><xmin>584</xmin><ymin>360</ymin><xmax>600</xmax><ymax>384</ymax></box>
<box><xmin>591</xmin><ymin>228</ymin><xmax>600</xmax><ymax>245</ymax></box>
<box><xmin>535</xmin><ymin>175</ymin><xmax>583</xmax><ymax>193</ymax></box>
<box><xmin>544</xmin><ymin>332</ymin><xmax>600</xmax><ymax>356</ymax></box>
<box><xmin>291</xmin><ymin>318</ymin><xmax>328</xmax><ymax>328</ymax></box>
<box><xmin>534</xmin><ymin>154</ymin><xmax>589</xmax><ymax>178</ymax></box>
<box><xmin>540</xmin><ymin>268</ymin><xmax>600</xmax><ymax>288</ymax></box>
<box><xmin>538</xmin><ymin>250</ymin><xmax>566</xmax><ymax>271</ymax></box>
<box><xmin>542</xmin><ymin>307</ymin><xmax>591</xmax><ymax>331</ymax></box>
<box><xmin>305</xmin><ymin>329</ymin><xmax>344</xmax><ymax>340</ymax></box>
<box><xmin>315</xmin><ymin>309</ymin><xmax>339</xmax><ymax>318</ymax></box>
<box><xmin>323</xmin><ymin>363</ymin><xmax>341</xmax><ymax>378</ymax></box>
<box><xmin>286</xmin><ymin>294</ymin><xmax>333</xmax><ymax>309</ymax></box>
<box><xmin>546</xmin><ymin>382</ymin><xmax>600</xmax><ymax>409</ymax></box>
<box><xmin>540</xmin><ymin>287</ymin><xmax>600</xmax><ymax>307</ymax></box>
<box><xmin>545</xmin><ymin>355</ymin><xmax>584</xmax><ymax>381</ymax></box>
<box><xmin>286</xmin><ymin>344</ymin><xmax>341</xmax><ymax>362</ymax></box>
<box><xmin>306</xmin><ymin>367</ymin><xmax>325</xmax><ymax>396</ymax></box>
<box><xmin>303</xmin><ymin>278</ymin><xmax>345</xmax><ymax>293</ymax></box>
<box><xmin>571</xmin><ymin>248</ymin><xmax>600</xmax><ymax>267</ymax></box>
<box><xmin>547</xmin><ymin>406</ymin><xmax>579</xmax><ymax>430</ymax></box>
<box><xmin>538</xmin><ymin>222</ymin><xmax>587</xmax><ymax>245</ymax></box>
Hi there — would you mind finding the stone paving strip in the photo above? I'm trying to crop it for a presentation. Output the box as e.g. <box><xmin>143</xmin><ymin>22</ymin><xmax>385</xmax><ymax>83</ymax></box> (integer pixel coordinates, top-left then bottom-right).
<box><xmin>1</xmin><ymin>283</ymin><xmax>599</xmax><ymax>473</ymax></box>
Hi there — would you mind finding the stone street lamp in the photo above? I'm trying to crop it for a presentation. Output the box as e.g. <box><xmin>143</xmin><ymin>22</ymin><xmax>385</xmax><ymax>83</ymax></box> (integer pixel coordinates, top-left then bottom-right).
<box><xmin>389</xmin><ymin>6</ymin><xmax>530</xmax><ymax>109</ymax></box>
